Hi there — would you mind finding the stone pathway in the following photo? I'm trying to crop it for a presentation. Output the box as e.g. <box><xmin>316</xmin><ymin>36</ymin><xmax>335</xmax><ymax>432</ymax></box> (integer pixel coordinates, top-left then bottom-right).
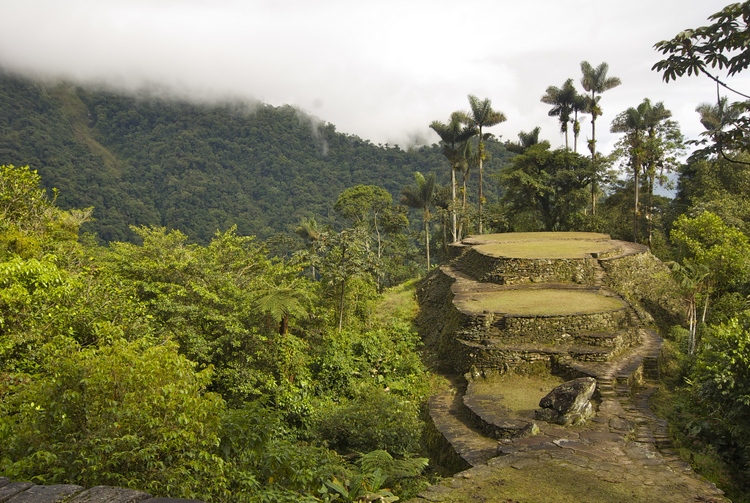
<box><xmin>410</xmin><ymin>328</ymin><xmax>728</xmax><ymax>502</ymax></box>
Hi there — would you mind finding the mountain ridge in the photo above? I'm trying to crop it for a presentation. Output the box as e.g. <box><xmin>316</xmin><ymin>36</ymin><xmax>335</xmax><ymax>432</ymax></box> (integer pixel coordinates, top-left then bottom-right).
<box><xmin>0</xmin><ymin>68</ymin><xmax>511</xmax><ymax>244</ymax></box>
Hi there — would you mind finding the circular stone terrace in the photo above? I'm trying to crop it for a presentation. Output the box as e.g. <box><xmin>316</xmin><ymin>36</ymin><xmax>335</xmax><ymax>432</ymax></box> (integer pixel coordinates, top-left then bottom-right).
<box><xmin>460</xmin><ymin>231</ymin><xmax>626</xmax><ymax>260</ymax></box>
<box><xmin>453</xmin><ymin>287</ymin><xmax>626</xmax><ymax>316</ymax></box>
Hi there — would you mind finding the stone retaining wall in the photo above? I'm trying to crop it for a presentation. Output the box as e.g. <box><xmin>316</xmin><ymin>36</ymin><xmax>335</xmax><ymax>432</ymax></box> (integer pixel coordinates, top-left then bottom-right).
<box><xmin>453</xmin><ymin>248</ymin><xmax>598</xmax><ymax>285</ymax></box>
<box><xmin>459</xmin><ymin>342</ymin><xmax>570</xmax><ymax>374</ymax></box>
<box><xmin>455</xmin><ymin>309</ymin><xmax>631</xmax><ymax>344</ymax></box>
<box><xmin>416</xmin><ymin>268</ymin><xmax>470</xmax><ymax>372</ymax></box>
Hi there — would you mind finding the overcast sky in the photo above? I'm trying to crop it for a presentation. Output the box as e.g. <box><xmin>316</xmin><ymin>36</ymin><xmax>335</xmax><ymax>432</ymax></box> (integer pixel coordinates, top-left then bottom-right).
<box><xmin>0</xmin><ymin>0</ymin><xmax>745</xmax><ymax>155</ymax></box>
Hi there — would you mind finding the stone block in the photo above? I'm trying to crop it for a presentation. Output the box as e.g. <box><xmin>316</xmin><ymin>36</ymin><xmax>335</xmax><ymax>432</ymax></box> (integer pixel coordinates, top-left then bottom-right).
<box><xmin>6</xmin><ymin>484</ymin><xmax>83</xmax><ymax>503</ymax></box>
<box><xmin>0</xmin><ymin>482</ymin><xmax>33</xmax><ymax>502</ymax></box>
<box><xmin>67</xmin><ymin>486</ymin><xmax>152</xmax><ymax>503</ymax></box>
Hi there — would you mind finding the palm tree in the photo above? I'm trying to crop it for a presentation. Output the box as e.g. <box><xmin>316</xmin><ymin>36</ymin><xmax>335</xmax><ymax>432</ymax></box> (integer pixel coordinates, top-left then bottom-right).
<box><xmin>506</xmin><ymin>127</ymin><xmax>544</xmax><ymax>154</ymax></box>
<box><xmin>458</xmin><ymin>141</ymin><xmax>480</xmax><ymax>239</ymax></box>
<box><xmin>611</xmin><ymin>101</ymin><xmax>649</xmax><ymax>242</ymax></box>
<box><xmin>401</xmin><ymin>172</ymin><xmax>437</xmax><ymax>269</ymax></box>
<box><xmin>571</xmin><ymin>92</ymin><xmax>587</xmax><ymax>153</ymax></box>
<box><xmin>696</xmin><ymin>97</ymin><xmax>742</xmax><ymax>154</ymax></box>
<box><xmin>432</xmin><ymin>183</ymin><xmax>452</xmax><ymax>254</ymax></box>
<box><xmin>464</xmin><ymin>95</ymin><xmax>507</xmax><ymax>234</ymax></box>
<box><xmin>581</xmin><ymin>61</ymin><xmax>621</xmax><ymax>214</ymax></box>
<box><xmin>613</xmin><ymin>99</ymin><xmax>684</xmax><ymax>246</ymax></box>
<box><xmin>430</xmin><ymin>112</ymin><xmax>476</xmax><ymax>242</ymax></box>
<box><xmin>295</xmin><ymin>216</ymin><xmax>321</xmax><ymax>278</ymax></box>
<box><xmin>641</xmin><ymin>100</ymin><xmax>674</xmax><ymax>247</ymax></box>
<box><xmin>541</xmin><ymin>79</ymin><xmax>577</xmax><ymax>150</ymax></box>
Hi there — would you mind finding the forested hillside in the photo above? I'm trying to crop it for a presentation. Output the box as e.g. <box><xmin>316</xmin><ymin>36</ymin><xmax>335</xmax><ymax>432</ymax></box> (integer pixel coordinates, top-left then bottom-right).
<box><xmin>0</xmin><ymin>69</ymin><xmax>511</xmax><ymax>244</ymax></box>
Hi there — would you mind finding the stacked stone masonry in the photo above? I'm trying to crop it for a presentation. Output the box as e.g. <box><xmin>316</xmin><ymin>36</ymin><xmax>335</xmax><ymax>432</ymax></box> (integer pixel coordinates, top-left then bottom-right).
<box><xmin>418</xmin><ymin>234</ymin><xmax>651</xmax><ymax>375</ymax></box>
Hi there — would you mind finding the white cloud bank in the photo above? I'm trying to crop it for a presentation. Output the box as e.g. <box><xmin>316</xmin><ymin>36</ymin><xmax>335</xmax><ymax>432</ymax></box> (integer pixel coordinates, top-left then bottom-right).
<box><xmin>1</xmin><ymin>0</ymin><xmax>746</xmax><ymax>154</ymax></box>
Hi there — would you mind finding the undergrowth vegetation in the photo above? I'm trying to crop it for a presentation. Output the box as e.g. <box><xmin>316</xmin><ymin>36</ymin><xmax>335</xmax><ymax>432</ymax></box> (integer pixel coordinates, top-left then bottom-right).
<box><xmin>0</xmin><ymin>164</ymin><xmax>431</xmax><ymax>502</ymax></box>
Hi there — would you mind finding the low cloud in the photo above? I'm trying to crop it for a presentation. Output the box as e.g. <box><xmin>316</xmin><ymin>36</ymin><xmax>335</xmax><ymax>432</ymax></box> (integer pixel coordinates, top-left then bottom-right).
<box><xmin>0</xmin><ymin>0</ymin><xmax>739</xmax><ymax>151</ymax></box>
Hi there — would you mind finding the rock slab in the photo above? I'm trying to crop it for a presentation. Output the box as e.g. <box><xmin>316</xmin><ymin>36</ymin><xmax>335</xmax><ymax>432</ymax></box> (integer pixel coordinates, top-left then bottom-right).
<box><xmin>536</xmin><ymin>377</ymin><xmax>597</xmax><ymax>425</ymax></box>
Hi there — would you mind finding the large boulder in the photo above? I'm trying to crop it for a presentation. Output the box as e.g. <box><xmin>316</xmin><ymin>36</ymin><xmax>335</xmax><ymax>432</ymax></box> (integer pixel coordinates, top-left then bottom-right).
<box><xmin>535</xmin><ymin>377</ymin><xmax>597</xmax><ymax>426</ymax></box>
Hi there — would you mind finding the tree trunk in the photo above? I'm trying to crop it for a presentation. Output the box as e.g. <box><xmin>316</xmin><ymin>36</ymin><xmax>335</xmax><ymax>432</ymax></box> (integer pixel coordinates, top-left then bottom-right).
<box><xmin>688</xmin><ymin>299</ymin><xmax>697</xmax><ymax>355</ymax></box>
<box><xmin>374</xmin><ymin>213</ymin><xmax>382</xmax><ymax>291</ymax></box>
<box><xmin>424</xmin><ymin>210</ymin><xmax>431</xmax><ymax>269</ymax></box>
<box><xmin>451</xmin><ymin>168</ymin><xmax>457</xmax><ymax>242</ymax></box>
<box><xmin>590</xmin><ymin>100</ymin><xmax>597</xmax><ymax>216</ymax></box>
<box><xmin>633</xmin><ymin>164</ymin><xmax>640</xmax><ymax>242</ymax></box>
<box><xmin>338</xmin><ymin>279</ymin><xmax>346</xmax><ymax>332</ymax></box>
<box><xmin>459</xmin><ymin>175</ymin><xmax>468</xmax><ymax>239</ymax></box>
<box><xmin>647</xmin><ymin>173</ymin><xmax>654</xmax><ymax>249</ymax></box>
<box><xmin>478</xmin><ymin>134</ymin><xmax>484</xmax><ymax>235</ymax></box>
<box><xmin>442</xmin><ymin>213</ymin><xmax>448</xmax><ymax>253</ymax></box>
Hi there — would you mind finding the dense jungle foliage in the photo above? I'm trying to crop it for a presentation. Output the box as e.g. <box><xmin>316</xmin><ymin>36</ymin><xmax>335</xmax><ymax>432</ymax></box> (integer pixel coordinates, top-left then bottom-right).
<box><xmin>0</xmin><ymin>163</ymin><xmax>435</xmax><ymax>501</ymax></box>
<box><xmin>3</xmin><ymin>3</ymin><xmax>750</xmax><ymax>500</ymax></box>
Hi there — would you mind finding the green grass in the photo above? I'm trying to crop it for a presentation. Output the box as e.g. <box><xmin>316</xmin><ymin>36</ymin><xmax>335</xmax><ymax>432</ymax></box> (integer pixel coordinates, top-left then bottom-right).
<box><xmin>454</xmin><ymin>289</ymin><xmax>625</xmax><ymax>315</ymax></box>
<box><xmin>470</xmin><ymin>374</ymin><xmax>564</xmax><ymax>419</ymax></box>
<box><xmin>373</xmin><ymin>279</ymin><xmax>419</xmax><ymax>324</ymax></box>
<box><xmin>475</xmin><ymin>239</ymin><xmax>616</xmax><ymax>259</ymax></box>
<box><xmin>464</xmin><ymin>231</ymin><xmax>610</xmax><ymax>244</ymax></box>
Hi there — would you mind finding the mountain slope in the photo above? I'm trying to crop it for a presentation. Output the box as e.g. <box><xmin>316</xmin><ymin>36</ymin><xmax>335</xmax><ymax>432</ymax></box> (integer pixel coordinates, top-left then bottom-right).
<box><xmin>0</xmin><ymin>69</ymin><xmax>512</xmax><ymax>243</ymax></box>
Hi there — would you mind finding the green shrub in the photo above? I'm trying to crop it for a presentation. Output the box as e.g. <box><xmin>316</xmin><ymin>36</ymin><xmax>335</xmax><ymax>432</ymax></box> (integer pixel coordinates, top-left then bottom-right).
<box><xmin>0</xmin><ymin>337</ymin><xmax>228</xmax><ymax>500</ymax></box>
<box><xmin>220</xmin><ymin>403</ymin><xmax>341</xmax><ymax>501</ymax></box>
<box><xmin>315</xmin><ymin>386</ymin><xmax>423</xmax><ymax>456</ymax></box>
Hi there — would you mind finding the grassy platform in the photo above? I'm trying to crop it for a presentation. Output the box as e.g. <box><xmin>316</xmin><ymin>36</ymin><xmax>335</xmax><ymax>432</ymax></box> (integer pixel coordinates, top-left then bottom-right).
<box><xmin>475</xmin><ymin>239</ymin><xmax>616</xmax><ymax>259</ymax></box>
<box><xmin>454</xmin><ymin>289</ymin><xmax>625</xmax><ymax>316</ymax></box>
<box><xmin>468</xmin><ymin>373</ymin><xmax>565</xmax><ymax>419</ymax></box>
<box><xmin>461</xmin><ymin>232</ymin><xmax>617</xmax><ymax>259</ymax></box>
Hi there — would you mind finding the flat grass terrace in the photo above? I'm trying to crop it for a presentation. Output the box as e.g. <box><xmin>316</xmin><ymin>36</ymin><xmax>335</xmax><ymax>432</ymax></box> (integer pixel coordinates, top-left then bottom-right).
<box><xmin>461</xmin><ymin>232</ymin><xmax>614</xmax><ymax>259</ymax></box>
<box><xmin>453</xmin><ymin>287</ymin><xmax>626</xmax><ymax>316</ymax></box>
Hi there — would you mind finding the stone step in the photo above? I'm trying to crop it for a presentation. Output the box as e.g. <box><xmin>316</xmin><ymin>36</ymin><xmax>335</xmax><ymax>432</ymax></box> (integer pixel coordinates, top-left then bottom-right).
<box><xmin>573</xmin><ymin>331</ymin><xmax>628</xmax><ymax>348</ymax></box>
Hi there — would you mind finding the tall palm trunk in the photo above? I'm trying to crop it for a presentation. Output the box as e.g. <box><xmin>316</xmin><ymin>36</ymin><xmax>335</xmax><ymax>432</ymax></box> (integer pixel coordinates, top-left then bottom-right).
<box><xmin>451</xmin><ymin>169</ymin><xmax>457</xmax><ymax>242</ymax></box>
<box><xmin>338</xmin><ymin>279</ymin><xmax>346</xmax><ymax>332</ymax></box>
<box><xmin>424</xmin><ymin>209</ymin><xmax>431</xmax><ymax>269</ymax></box>
<box><xmin>478</xmin><ymin>139</ymin><xmax>484</xmax><ymax>235</ymax></box>
<box><xmin>633</xmin><ymin>162</ymin><xmax>639</xmax><ymax>242</ymax></box>
<box><xmin>590</xmin><ymin>109</ymin><xmax>597</xmax><ymax>215</ymax></box>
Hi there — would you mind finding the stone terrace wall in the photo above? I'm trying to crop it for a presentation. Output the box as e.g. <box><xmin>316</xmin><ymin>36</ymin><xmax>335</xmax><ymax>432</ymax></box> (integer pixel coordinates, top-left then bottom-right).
<box><xmin>416</xmin><ymin>268</ymin><xmax>472</xmax><ymax>372</ymax></box>
<box><xmin>457</xmin><ymin>340</ymin><xmax>558</xmax><ymax>375</ymax></box>
<box><xmin>455</xmin><ymin>308</ymin><xmax>631</xmax><ymax>345</ymax></box>
<box><xmin>453</xmin><ymin>248</ymin><xmax>598</xmax><ymax>286</ymax></box>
